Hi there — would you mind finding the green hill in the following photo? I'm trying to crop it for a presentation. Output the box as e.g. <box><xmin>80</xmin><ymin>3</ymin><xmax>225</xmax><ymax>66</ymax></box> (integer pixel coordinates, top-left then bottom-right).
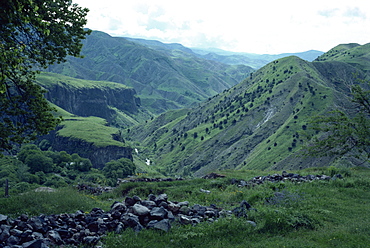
<box><xmin>45</xmin><ymin>31</ymin><xmax>254</xmax><ymax>114</ymax></box>
<box><xmin>126</xmin><ymin>43</ymin><xmax>370</xmax><ymax>176</ymax></box>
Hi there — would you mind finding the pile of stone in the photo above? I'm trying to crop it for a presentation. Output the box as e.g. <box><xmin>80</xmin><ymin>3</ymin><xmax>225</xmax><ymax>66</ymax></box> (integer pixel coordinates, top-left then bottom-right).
<box><xmin>201</xmin><ymin>173</ymin><xmax>226</xmax><ymax>179</ymax></box>
<box><xmin>231</xmin><ymin>171</ymin><xmax>342</xmax><ymax>187</ymax></box>
<box><xmin>117</xmin><ymin>177</ymin><xmax>184</xmax><ymax>184</ymax></box>
<box><xmin>0</xmin><ymin>193</ymin><xmax>223</xmax><ymax>247</ymax></box>
<box><xmin>76</xmin><ymin>184</ymin><xmax>114</xmax><ymax>195</ymax></box>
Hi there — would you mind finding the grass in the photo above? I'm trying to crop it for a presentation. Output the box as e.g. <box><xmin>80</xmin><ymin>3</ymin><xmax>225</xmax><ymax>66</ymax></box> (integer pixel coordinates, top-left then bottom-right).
<box><xmin>101</xmin><ymin>166</ymin><xmax>370</xmax><ymax>247</ymax></box>
<box><xmin>1</xmin><ymin>166</ymin><xmax>370</xmax><ymax>247</ymax></box>
<box><xmin>57</xmin><ymin>116</ymin><xmax>125</xmax><ymax>147</ymax></box>
<box><xmin>0</xmin><ymin>166</ymin><xmax>370</xmax><ymax>247</ymax></box>
<box><xmin>37</xmin><ymin>72</ymin><xmax>131</xmax><ymax>90</ymax></box>
<box><xmin>0</xmin><ymin>187</ymin><xmax>109</xmax><ymax>218</ymax></box>
<box><xmin>51</xmin><ymin>104</ymin><xmax>126</xmax><ymax>147</ymax></box>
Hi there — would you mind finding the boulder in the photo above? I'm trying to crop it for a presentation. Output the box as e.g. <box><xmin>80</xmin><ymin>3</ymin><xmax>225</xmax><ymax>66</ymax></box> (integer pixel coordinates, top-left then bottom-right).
<box><xmin>150</xmin><ymin>207</ymin><xmax>168</xmax><ymax>220</ymax></box>
<box><xmin>132</xmin><ymin>204</ymin><xmax>150</xmax><ymax>216</ymax></box>
<box><xmin>147</xmin><ymin>219</ymin><xmax>171</xmax><ymax>232</ymax></box>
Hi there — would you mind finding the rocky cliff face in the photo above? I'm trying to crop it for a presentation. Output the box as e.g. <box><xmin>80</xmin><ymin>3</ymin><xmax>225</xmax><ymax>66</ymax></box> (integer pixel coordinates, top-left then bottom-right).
<box><xmin>43</xmin><ymin>82</ymin><xmax>140</xmax><ymax>121</ymax></box>
<box><xmin>50</xmin><ymin>134</ymin><xmax>133</xmax><ymax>169</ymax></box>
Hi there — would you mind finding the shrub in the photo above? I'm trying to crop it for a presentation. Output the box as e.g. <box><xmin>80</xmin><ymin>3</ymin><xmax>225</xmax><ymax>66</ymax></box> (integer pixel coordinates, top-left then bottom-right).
<box><xmin>25</xmin><ymin>152</ymin><xmax>54</xmax><ymax>173</ymax></box>
<box><xmin>103</xmin><ymin>158</ymin><xmax>136</xmax><ymax>185</ymax></box>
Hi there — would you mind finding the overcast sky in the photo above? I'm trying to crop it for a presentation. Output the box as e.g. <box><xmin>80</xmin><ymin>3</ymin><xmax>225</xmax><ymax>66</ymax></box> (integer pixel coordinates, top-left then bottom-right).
<box><xmin>72</xmin><ymin>0</ymin><xmax>370</xmax><ymax>54</ymax></box>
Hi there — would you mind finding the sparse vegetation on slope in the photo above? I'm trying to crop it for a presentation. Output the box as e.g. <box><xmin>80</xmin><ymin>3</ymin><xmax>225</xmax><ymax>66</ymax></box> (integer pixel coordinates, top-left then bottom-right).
<box><xmin>127</xmin><ymin>53</ymin><xmax>367</xmax><ymax>176</ymax></box>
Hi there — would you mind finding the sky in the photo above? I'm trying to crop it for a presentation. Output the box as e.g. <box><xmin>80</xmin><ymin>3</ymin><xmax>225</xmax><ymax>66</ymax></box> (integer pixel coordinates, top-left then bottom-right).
<box><xmin>72</xmin><ymin>0</ymin><xmax>370</xmax><ymax>54</ymax></box>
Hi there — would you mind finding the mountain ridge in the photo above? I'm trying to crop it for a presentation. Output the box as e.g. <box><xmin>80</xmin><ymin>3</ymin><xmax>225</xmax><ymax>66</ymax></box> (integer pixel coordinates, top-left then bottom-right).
<box><xmin>125</xmin><ymin>37</ymin><xmax>324</xmax><ymax>69</ymax></box>
<box><xmin>45</xmin><ymin>30</ymin><xmax>254</xmax><ymax>115</ymax></box>
<box><xmin>126</xmin><ymin>43</ymin><xmax>370</xmax><ymax>176</ymax></box>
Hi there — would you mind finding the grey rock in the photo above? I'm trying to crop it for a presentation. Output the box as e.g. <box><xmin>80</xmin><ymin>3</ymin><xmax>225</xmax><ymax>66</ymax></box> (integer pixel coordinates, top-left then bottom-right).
<box><xmin>200</xmin><ymin>188</ymin><xmax>211</xmax><ymax>193</ymax></box>
<box><xmin>121</xmin><ymin>213</ymin><xmax>141</xmax><ymax>228</ymax></box>
<box><xmin>167</xmin><ymin>211</ymin><xmax>175</xmax><ymax>221</ymax></box>
<box><xmin>158</xmin><ymin>201</ymin><xmax>168</xmax><ymax>209</ymax></box>
<box><xmin>168</xmin><ymin>202</ymin><xmax>181</xmax><ymax>213</ymax></box>
<box><xmin>47</xmin><ymin>230</ymin><xmax>63</xmax><ymax>245</ymax></box>
<box><xmin>0</xmin><ymin>215</ymin><xmax>8</xmax><ymax>224</ymax></box>
<box><xmin>150</xmin><ymin>207</ymin><xmax>168</xmax><ymax>220</ymax></box>
<box><xmin>247</xmin><ymin>220</ymin><xmax>257</xmax><ymax>227</ymax></box>
<box><xmin>148</xmin><ymin>194</ymin><xmax>156</xmax><ymax>201</ymax></box>
<box><xmin>179</xmin><ymin>206</ymin><xmax>190</xmax><ymax>215</ymax></box>
<box><xmin>179</xmin><ymin>215</ymin><xmax>191</xmax><ymax>225</ymax></box>
<box><xmin>22</xmin><ymin>239</ymin><xmax>49</xmax><ymax>248</ymax></box>
<box><xmin>204</xmin><ymin>211</ymin><xmax>216</xmax><ymax>218</ymax></box>
<box><xmin>124</xmin><ymin>197</ymin><xmax>136</xmax><ymax>207</ymax></box>
<box><xmin>155</xmin><ymin>194</ymin><xmax>168</xmax><ymax>204</ymax></box>
<box><xmin>115</xmin><ymin>223</ymin><xmax>125</xmax><ymax>234</ymax></box>
<box><xmin>191</xmin><ymin>218</ymin><xmax>201</xmax><ymax>225</ymax></box>
<box><xmin>148</xmin><ymin>219</ymin><xmax>171</xmax><ymax>232</ymax></box>
<box><xmin>178</xmin><ymin>201</ymin><xmax>189</xmax><ymax>207</ymax></box>
<box><xmin>7</xmin><ymin>235</ymin><xmax>20</xmax><ymax>246</ymax></box>
<box><xmin>10</xmin><ymin>228</ymin><xmax>23</xmax><ymax>237</ymax></box>
<box><xmin>132</xmin><ymin>204</ymin><xmax>150</xmax><ymax>216</ymax></box>
<box><xmin>111</xmin><ymin>202</ymin><xmax>127</xmax><ymax>213</ymax></box>
<box><xmin>141</xmin><ymin>200</ymin><xmax>157</xmax><ymax>209</ymax></box>
<box><xmin>133</xmin><ymin>195</ymin><xmax>142</xmax><ymax>203</ymax></box>
<box><xmin>83</xmin><ymin>235</ymin><xmax>100</xmax><ymax>245</ymax></box>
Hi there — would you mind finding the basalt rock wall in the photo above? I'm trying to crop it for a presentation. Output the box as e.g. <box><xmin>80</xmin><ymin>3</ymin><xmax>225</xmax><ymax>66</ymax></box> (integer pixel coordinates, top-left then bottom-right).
<box><xmin>43</xmin><ymin>83</ymin><xmax>141</xmax><ymax>121</ymax></box>
<box><xmin>50</xmin><ymin>134</ymin><xmax>133</xmax><ymax>169</ymax></box>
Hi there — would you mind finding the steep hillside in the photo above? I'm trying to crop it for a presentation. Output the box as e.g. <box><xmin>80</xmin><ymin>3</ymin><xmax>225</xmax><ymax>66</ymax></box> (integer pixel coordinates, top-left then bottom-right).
<box><xmin>315</xmin><ymin>42</ymin><xmax>370</xmax><ymax>74</ymax></box>
<box><xmin>37</xmin><ymin>72</ymin><xmax>149</xmax><ymax>127</ymax></box>
<box><xmin>41</xmin><ymin>105</ymin><xmax>132</xmax><ymax>169</ymax></box>
<box><xmin>127</xmin><ymin>43</ymin><xmax>370</xmax><ymax>176</ymax></box>
<box><xmin>45</xmin><ymin>31</ymin><xmax>254</xmax><ymax>114</ymax></box>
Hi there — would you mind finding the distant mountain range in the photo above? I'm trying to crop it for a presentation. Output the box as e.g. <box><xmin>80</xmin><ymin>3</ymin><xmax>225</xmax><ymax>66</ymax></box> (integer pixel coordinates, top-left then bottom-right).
<box><xmin>125</xmin><ymin>37</ymin><xmax>324</xmax><ymax>69</ymax></box>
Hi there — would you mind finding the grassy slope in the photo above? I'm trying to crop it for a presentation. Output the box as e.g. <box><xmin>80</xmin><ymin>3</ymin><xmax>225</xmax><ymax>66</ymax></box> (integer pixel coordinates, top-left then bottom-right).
<box><xmin>52</xmin><ymin>104</ymin><xmax>126</xmax><ymax>147</ymax></box>
<box><xmin>127</xmin><ymin>55</ymin><xmax>361</xmax><ymax>176</ymax></box>
<box><xmin>37</xmin><ymin>72</ymin><xmax>131</xmax><ymax>90</ymax></box>
<box><xmin>2</xmin><ymin>166</ymin><xmax>369</xmax><ymax>247</ymax></box>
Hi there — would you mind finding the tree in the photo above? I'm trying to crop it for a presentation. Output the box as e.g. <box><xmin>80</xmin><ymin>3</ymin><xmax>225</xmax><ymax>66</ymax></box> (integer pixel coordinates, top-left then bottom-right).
<box><xmin>305</xmin><ymin>80</ymin><xmax>370</xmax><ymax>163</ymax></box>
<box><xmin>103</xmin><ymin>158</ymin><xmax>136</xmax><ymax>180</ymax></box>
<box><xmin>0</xmin><ymin>0</ymin><xmax>90</xmax><ymax>153</ymax></box>
<box><xmin>25</xmin><ymin>152</ymin><xmax>53</xmax><ymax>173</ymax></box>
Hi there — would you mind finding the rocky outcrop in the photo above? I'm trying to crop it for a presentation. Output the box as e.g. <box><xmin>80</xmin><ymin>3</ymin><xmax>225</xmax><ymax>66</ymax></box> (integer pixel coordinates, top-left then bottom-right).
<box><xmin>43</xmin><ymin>82</ymin><xmax>141</xmax><ymax>121</ymax></box>
<box><xmin>50</xmin><ymin>135</ymin><xmax>132</xmax><ymax>169</ymax></box>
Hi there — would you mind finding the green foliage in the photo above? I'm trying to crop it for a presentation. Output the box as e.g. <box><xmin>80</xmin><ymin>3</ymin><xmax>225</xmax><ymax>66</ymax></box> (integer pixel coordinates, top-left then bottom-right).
<box><xmin>103</xmin><ymin>158</ymin><xmax>136</xmax><ymax>185</ymax></box>
<box><xmin>0</xmin><ymin>146</ymin><xmax>97</xmax><ymax>192</ymax></box>
<box><xmin>305</xmin><ymin>80</ymin><xmax>370</xmax><ymax>163</ymax></box>
<box><xmin>0</xmin><ymin>0</ymin><xmax>90</xmax><ymax>153</ymax></box>
<box><xmin>25</xmin><ymin>152</ymin><xmax>54</xmax><ymax>173</ymax></box>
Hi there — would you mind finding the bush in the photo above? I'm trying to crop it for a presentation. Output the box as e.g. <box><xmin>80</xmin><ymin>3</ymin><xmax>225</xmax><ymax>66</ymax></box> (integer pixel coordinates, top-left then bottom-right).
<box><xmin>103</xmin><ymin>158</ymin><xmax>136</xmax><ymax>186</ymax></box>
<box><xmin>17</xmin><ymin>144</ymin><xmax>40</xmax><ymax>163</ymax></box>
<box><xmin>25</xmin><ymin>152</ymin><xmax>54</xmax><ymax>173</ymax></box>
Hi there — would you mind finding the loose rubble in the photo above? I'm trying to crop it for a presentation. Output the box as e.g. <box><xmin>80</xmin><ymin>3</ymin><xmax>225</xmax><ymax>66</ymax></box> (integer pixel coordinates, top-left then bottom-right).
<box><xmin>0</xmin><ymin>172</ymin><xmax>344</xmax><ymax>247</ymax></box>
<box><xmin>0</xmin><ymin>194</ymin><xmax>227</xmax><ymax>247</ymax></box>
<box><xmin>230</xmin><ymin>171</ymin><xmax>342</xmax><ymax>187</ymax></box>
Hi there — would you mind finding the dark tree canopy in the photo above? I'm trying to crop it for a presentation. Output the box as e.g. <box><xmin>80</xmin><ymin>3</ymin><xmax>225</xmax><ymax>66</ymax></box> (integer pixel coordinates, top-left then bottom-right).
<box><xmin>0</xmin><ymin>0</ymin><xmax>90</xmax><ymax>153</ymax></box>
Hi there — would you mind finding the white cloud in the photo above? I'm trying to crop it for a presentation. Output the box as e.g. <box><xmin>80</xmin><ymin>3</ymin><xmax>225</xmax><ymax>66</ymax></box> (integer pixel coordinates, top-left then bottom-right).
<box><xmin>73</xmin><ymin>0</ymin><xmax>370</xmax><ymax>54</ymax></box>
